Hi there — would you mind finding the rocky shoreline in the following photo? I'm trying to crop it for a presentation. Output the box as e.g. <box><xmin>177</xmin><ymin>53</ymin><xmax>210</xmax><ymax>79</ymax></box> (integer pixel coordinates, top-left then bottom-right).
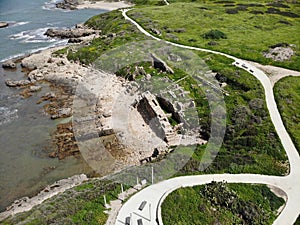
<box><xmin>0</xmin><ymin>174</ymin><xmax>88</xmax><ymax>221</ymax></box>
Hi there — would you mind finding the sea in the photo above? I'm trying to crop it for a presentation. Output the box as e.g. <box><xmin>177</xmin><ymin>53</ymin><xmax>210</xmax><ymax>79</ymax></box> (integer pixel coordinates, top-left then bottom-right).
<box><xmin>0</xmin><ymin>0</ymin><xmax>106</xmax><ymax>212</ymax></box>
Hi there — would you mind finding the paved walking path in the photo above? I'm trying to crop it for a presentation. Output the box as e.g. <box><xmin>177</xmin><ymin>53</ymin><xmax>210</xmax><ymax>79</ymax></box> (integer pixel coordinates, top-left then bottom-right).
<box><xmin>114</xmin><ymin>9</ymin><xmax>300</xmax><ymax>225</ymax></box>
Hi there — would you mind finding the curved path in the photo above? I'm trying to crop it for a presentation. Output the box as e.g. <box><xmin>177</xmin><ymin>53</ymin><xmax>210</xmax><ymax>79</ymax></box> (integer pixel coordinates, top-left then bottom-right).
<box><xmin>115</xmin><ymin>9</ymin><xmax>300</xmax><ymax>225</ymax></box>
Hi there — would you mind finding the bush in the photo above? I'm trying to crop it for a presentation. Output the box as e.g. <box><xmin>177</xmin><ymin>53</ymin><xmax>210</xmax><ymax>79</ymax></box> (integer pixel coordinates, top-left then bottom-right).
<box><xmin>226</xmin><ymin>8</ymin><xmax>239</xmax><ymax>14</ymax></box>
<box><xmin>202</xmin><ymin>29</ymin><xmax>227</xmax><ymax>40</ymax></box>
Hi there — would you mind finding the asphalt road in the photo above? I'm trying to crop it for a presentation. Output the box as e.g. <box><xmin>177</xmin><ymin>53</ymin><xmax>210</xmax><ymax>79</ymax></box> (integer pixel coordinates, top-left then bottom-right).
<box><xmin>115</xmin><ymin>9</ymin><xmax>300</xmax><ymax>225</ymax></box>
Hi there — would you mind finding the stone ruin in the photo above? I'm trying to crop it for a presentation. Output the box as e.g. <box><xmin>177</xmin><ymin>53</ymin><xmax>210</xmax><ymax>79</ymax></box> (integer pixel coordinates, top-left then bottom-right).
<box><xmin>135</xmin><ymin>91</ymin><xmax>181</xmax><ymax>147</ymax></box>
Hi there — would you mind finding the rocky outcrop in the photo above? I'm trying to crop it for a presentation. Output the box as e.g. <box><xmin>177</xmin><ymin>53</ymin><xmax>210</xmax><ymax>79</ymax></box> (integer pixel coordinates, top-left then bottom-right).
<box><xmin>2</xmin><ymin>60</ymin><xmax>16</xmax><ymax>69</ymax></box>
<box><xmin>0</xmin><ymin>22</ymin><xmax>8</xmax><ymax>28</ymax></box>
<box><xmin>56</xmin><ymin>0</ymin><xmax>79</xmax><ymax>10</ymax></box>
<box><xmin>45</xmin><ymin>28</ymin><xmax>97</xmax><ymax>39</ymax></box>
<box><xmin>263</xmin><ymin>45</ymin><xmax>295</xmax><ymax>62</ymax></box>
<box><xmin>49</xmin><ymin>121</ymin><xmax>79</xmax><ymax>159</ymax></box>
<box><xmin>151</xmin><ymin>53</ymin><xmax>174</xmax><ymax>74</ymax></box>
<box><xmin>5</xmin><ymin>79</ymin><xmax>31</xmax><ymax>87</ymax></box>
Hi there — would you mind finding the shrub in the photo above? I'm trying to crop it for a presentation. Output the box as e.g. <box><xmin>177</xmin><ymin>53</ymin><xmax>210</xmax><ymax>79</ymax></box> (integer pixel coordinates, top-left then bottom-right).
<box><xmin>226</xmin><ymin>8</ymin><xmax>239</xmax><ymax>14</ymax></box>
<box><xmin>202</xmin><ymin>30</ymin><xmax>227</xmax><ymax>40</ymax></box>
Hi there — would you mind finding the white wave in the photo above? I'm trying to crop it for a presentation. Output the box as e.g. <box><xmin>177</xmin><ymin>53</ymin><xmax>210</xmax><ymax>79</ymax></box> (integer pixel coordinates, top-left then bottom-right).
<box><xmin>0</xmin><ymin>39</ymin><xmax>68</xmax><ymax>63</ymax></box>
<box><xmin>46</xmin><ymin>22</ymin><xmax>61</xmax><ymax>26</ymax></box>
<box><xmin>0</xmin><ymin>53</ymin><xmax>25</xmax><ymax>63</ymax></box>
<box><xmin>0</xmin><ymin>107</ymin><xmax>18</xmax><ymax>126</ymax></box>
<box><xmin>9</xmin><ymin>27</ymin><xmax>57</xmax><ymax>43</ymax></box>
<box><xmin>10</xmin><ymin>21</ymin><xmax>30</xmax><ymax>27</ymax></box>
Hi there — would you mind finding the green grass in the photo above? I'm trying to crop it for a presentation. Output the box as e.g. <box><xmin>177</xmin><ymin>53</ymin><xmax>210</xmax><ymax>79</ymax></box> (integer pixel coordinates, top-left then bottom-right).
<box><xmin>274</xmin><ymin>76</ymin><xmax>300</xmax><ymax>153</ymax></box>
<box><xmin>174</xmin><ymin>52</ymin><xmax>288</xmax><ymax>176</ymax></box>
<box><xmin>114</xmin><ymin>53</ymin><xmax>287</xmax><ymax>176</ymax></box>
<box><xmin>128</xmin><ymin>1</ymin><xmax>300</xmax><ymax>71</ymax></box>
<box><xmin>162</xmin><ymin>182</ymin><xmax>285</xmax><ymax>225</ymax></box>
<box><xmin>1</xmin><ymin>179</ymin><xmax>122</xmax><ymax>225</ymax></box>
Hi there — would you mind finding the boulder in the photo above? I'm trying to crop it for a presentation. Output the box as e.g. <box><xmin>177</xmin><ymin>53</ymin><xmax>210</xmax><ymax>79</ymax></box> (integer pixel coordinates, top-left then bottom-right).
<box><xmin>51</xmin><ymin>108</ymin><xmax>72</xmax><ymax>119</ymax></box>
<box><xmin>0</xmin><ymin>22</ymin><xmax>8</xmax><ymax>28</ymax></box>
<box><xmin>150</xmin><ymin>28</ymin><xmax>161</xmax><ymax>35</ymax></box>
<box><xmin>145</xmin><ymin>73</ymin><xmax>152</xmax><ymax>80</ymax></box>
<box><xmin>5</xmin><ymin>80</ymin><xmax>31</xmax><ymax>87</ymax></box>
<box><xmin>2</xmin><ymin>60</ymin><xmax>16</xmax><ymax>69</ymax></box>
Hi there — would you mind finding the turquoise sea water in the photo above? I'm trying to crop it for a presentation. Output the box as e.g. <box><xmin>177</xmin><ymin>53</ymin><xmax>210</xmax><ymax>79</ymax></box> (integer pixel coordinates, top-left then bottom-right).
<box><xmin>0</xmin><ymin>0</ymin><xmax>105</xmax><ymax>61</ymax></box>
<box><xmin>0</xmin><ymin>0</ymin><xmax>105</xmax><ymax>211</ymax></box>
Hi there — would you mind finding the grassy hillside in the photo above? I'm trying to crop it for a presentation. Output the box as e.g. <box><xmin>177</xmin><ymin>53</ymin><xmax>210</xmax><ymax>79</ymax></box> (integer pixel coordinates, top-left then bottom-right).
<box><xmin>1</xmin><ymin>179</ymin><xmax>125</xmax><ymax>225</ymax></box>
<box><xmin>128</xmin><ymin>1</ymin><xmax>300</xmax><ymax>70</ymax></box>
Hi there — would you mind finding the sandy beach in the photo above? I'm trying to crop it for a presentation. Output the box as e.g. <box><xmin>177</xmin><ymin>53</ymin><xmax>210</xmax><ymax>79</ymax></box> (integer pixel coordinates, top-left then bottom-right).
<box><xmin>76</xmin><ymin>0</ymin><xmax>133</xmax><ymax>10</ymax></box>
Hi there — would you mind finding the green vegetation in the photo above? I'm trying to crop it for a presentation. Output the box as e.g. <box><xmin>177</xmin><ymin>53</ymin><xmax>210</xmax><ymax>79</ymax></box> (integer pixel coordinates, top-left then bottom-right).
<box><xmin>162</xmin><ymin>182</ymin><xmax>285</xmax><ymax>225</ymax></box>
<box><xmin>63</xmin><ymin>8</ymin><xmax>288</xmax><ymax>176</ymax></box>
<box><xmin>65</xmin><ymin>10</ymin><xmax>148</xmax><ymax>65</ymax></box>
<box><xmin>115</xmin><ymin>51</ymin><xmax>288</xmax><ymax>176</ymax></box>
<box><xmin>20</xmin><ymin>3</ymin><xmax>293</xmax><ymax>223</ymax></box>
<box><xmin>175</xmin><ymin>52</ymin><xmax>287</xmax><ymax>176</ymax></box>
<box><xmin>274</xmin><ymin>76</ymin><xmax>300</xmax><ymax>153</ymax></box>
<box><xmin>202</xmin><ymin>29</ymin><xmax>227</xmax><ymax>40</ymax></box>
<box><xmin>2</xmin><ymin>179</ymin><xmax>123</xmax><ymax>225</ymax></box>
<box><xmin>295</xmin><ymin>215</ymin><xmax>300</xmax><ymax>225</ymax></box>
<box><xmin>128</xmin><ymin>1</ymin><xmax>300</xmax><ymax>70</ymax></box>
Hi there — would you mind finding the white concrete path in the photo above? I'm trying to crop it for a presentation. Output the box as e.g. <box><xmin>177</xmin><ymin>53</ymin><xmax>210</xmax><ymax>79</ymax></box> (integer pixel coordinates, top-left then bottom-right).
<box><xmin>115</xmin><ymin>9</ymin><xmax>300</xmax><ymax>225</ymax></box>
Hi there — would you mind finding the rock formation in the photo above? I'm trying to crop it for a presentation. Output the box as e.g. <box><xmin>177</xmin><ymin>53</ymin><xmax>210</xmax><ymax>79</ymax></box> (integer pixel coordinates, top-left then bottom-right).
<box><xmin>44</xmin><ymin>28</ymin><xmax>97</xmax><ymax>39</ymax></box>
<box><xmin>0</xmin><ymin>22</ymin><xmax>8</xmax><ymax>28</ymax></box>
<box><xmin>5</xmin><ymin>79</ymin><xmax>31</xmax><ymax>87</ymax></box>
<box><xmin>2</xmin><ymin>60</ymin><xmax>16</xmax><ymax>69</ymax></box>
<box><xmin>263</xmin><ymin>45</ymin><xmax>295</xmax><ymax>62</ymax></box>
<box><xmin>56</xmin><ymin>0</ymin><xmax>79</xmax><ymax>10</ymax></box>
<box><xmin>151</xmin><ymin>53</ymin><xmax>174</xmax><ymax>74</ymax></box>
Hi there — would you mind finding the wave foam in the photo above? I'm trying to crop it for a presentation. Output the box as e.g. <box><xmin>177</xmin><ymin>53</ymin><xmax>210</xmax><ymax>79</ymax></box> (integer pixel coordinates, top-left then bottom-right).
<box><xmin>0</xmin><ymin>39</ymin><xmax>68</xmax><ymax>63</ymax></box>
<box><xmin>0</xmin><ymin>107</ymin><xmax>18</xmax><ymax>126</ymax></box>
<box><xmin>9</xmin><ymin>27</ymin><xmax>57</xmax><ymax>43</ymax></box>
<box><xmin>10</xmin><ymin>21</ymin><xmax>30</xmax><ymax>27</ymax></box>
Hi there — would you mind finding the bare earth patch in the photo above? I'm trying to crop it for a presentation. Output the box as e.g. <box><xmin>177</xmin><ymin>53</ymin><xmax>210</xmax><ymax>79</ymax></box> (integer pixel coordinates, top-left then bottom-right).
<box><xmin>246</xmin><ymin>60</ymin><xmax>300</xmax><ymax>86</ymax></box>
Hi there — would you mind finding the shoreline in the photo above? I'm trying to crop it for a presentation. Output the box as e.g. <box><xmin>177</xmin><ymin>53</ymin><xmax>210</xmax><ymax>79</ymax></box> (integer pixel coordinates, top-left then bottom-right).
<box><xmin>76</xmin><ymin>0</ymin><xmax>133</xmax><ymax>10</ymax></box>
<box><xmin>0</xmin><ymin>0</ymin><xmax>123</xmax><ymax>218</ymax></box>
<box><xmin>56</xmin><ymin>0</ymin><xmax>134</xmax><ymax>11</ymax></box>
<box><xmin>0</xmin><ymin>174</ymin><xmax>88</xmax><ymax>221</ymax></box>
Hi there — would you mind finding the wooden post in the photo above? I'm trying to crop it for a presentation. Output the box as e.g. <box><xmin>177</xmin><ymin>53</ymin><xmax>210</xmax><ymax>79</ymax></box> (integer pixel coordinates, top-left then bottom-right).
<box><xmin>121</xmin><ymin>183</ymin><xmax>124</xmax><ymax>200</ymax></box>
<box><xmin>151</xmin><ymin>166</ymin><xmax>154</xmax><ymax>184</ymax></box>
<box><xmin>103</xmin><ymin>195</ymin><xmax>107</xmax><ymax>208</ymax></box>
